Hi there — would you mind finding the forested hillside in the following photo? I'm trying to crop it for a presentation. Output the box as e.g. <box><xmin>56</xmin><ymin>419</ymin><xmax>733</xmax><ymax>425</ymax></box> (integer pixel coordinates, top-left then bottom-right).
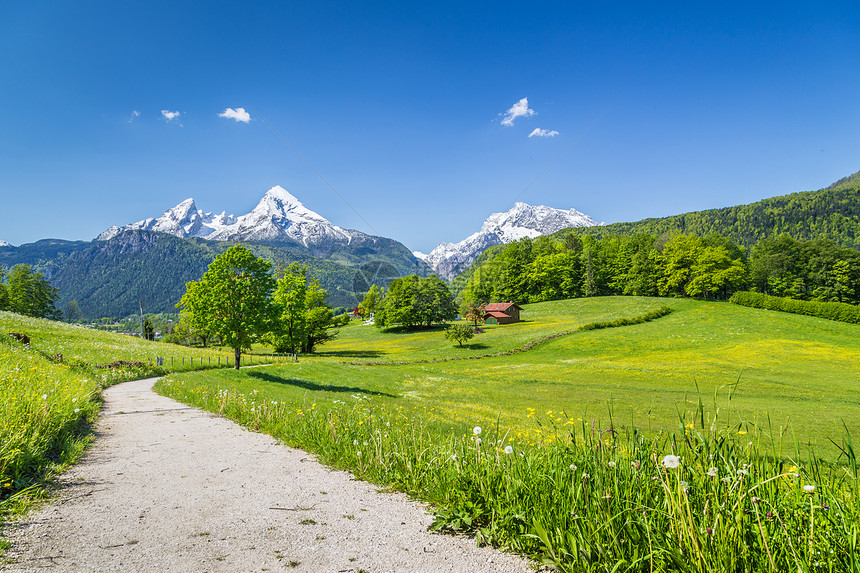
<box><xmin>557</xmin><ymin>170</ymin><xmax>860</xmax><ymax>248</ymax></box>
<box><xmin>0</xmin><ymin>231</ymin><xmax>424</xmax><ymax>319</ymax></box>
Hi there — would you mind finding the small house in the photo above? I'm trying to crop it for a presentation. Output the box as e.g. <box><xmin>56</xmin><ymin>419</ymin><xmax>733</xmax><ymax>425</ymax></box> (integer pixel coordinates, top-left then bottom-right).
<box><xmin>483</xmin><ymin>302</ymin><xmax>523</xmax><ymax>325</ymax></box>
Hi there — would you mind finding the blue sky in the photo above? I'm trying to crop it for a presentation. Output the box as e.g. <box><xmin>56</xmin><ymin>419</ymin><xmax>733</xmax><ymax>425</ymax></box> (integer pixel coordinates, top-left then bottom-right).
<box><xmin>2</xmin><ymin>1</ymin><xmax>859</xmax><ymax>252</ymax></box>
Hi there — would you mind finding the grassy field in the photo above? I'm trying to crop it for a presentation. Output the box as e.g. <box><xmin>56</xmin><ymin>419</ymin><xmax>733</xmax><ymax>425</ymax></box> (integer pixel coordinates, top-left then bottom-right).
<box><xmin>0</xmin><ymin>311</ymin><xmax>235</xmax><ymax>517</ymax></box>
<box><xmin>199</xmin><ymin>297</ymin><xmax>859</xmax><ymax>454</ymax></box>
<box><xmin>155</xmin><ymin>296</ymin><xmax>860</xmax><ymax>571</ymax></box>
<box><xmin>4</xmin><ymin>299</ymin><xmax>859</xmax><ymax>570</ymax></box>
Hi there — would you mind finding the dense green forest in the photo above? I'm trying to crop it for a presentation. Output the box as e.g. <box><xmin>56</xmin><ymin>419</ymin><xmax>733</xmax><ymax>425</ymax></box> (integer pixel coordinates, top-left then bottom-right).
<box><xmin>556</xmin><ymin>170</ymin><xmax>860</xmax><ymax>248</ymax></box>
<box><xmin>0</xmin><ymin>230</ymin><xmax>426</xmax><ymax>319</ymax></box>
<box><xmin>459</xmin><ymin>232</ymin><xmax>860</xmax><ymax>307</ymax></box>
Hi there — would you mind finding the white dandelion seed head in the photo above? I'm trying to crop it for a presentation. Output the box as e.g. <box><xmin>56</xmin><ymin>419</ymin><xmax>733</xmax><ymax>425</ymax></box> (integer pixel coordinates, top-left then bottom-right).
<box><xmin>504</xmin><ymin>445</ymin><xmax>513</xmax><ymax>455</ymax></box>
<box><xmin>473</xmin><ymin>426</ymin><xmax>482</xmax><ymax>436</ymax></box>
<box><xmin>803</xmin><ymin>484</ymin><xmax>815</xmax><ymax>494</ymax></box>
<box><xmin>661</xmin><ymin>454</ymin><xmax>681</xmax><ymax>469</ymax></box>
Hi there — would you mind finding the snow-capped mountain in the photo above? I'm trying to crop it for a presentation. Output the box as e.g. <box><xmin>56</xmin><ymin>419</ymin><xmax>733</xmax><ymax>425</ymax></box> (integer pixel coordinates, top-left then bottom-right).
<box><xmin>98</xmin><ymin>186</ymin><xmax>357</xmax><ymax>247</ymax></box>
<box><xmin>415</xmin><ymin>202</ymin><xmax>600</xmax><ymax>280</ymax></box>
<box><xmin>0</xmin><ymin>240</ymin><xmax>11</xmax><ymax>247</ymax></box>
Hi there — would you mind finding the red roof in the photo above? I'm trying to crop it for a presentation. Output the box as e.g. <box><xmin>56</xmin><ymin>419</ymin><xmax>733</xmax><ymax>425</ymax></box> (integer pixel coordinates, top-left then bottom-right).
<box><xmin>484</xmin><ymin>311</ymin><xmax>510</xmax><ymax>319</ymax></box>
<box><xmin>485</xmin><ymin>302</ymin><xmax>523</xmax><ymax>312</ymax></box>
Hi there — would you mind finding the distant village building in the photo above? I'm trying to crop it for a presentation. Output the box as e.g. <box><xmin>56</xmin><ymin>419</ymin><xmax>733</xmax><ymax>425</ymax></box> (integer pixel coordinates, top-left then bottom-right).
<box><xmin>483</xmin><ymin>302</ymin><xmax>523</xmax><ymax>325</ymax></box>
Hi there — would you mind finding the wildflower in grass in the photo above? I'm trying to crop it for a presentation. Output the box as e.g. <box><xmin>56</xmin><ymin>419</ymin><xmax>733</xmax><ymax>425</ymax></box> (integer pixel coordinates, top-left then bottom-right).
<box><xmin>473</xmin><ymin>426</ymin><xmax>482</xmax><ymax>436</ymax></box>
<box><xmin>661</xmin><ymin>454</ymin><xmax>680</xmax><ymax>469</ymax></box>
<box><xmin>42</xmin><ymin>394</ymin><xmax>47</xmax><ymax>400</ymax></box>
<box><xmin>707</xmin><ymin>467</ymin><xmax>718</xmax><ymax>478</ymax></box>
<box><xmin>608</xmin><ymin>461</ymin><xmax>616</xmax><ymax>468</ymax></box>
<box><xmin>475</xmin><ymin>438</ymin><xmax>482</xmax><ymax>445</ymax></box>
<box><xmin>737</xmin><ymin>469</ymin><xmax>748</xmax><ymax>477</ymax></box>
<box><xmin>803</xmin><ymin>484</ymin><xmax>816</xmax><ymax>494</ymax></box>
<box><xmin>570</xmin><ymin>464</ymin><xmax>577</xmax><ymax>471</ymax></box>
<box><xmin>504</xmin><ymin>445</ymin><xmax>513</xmax><ymax>455</ymax></box>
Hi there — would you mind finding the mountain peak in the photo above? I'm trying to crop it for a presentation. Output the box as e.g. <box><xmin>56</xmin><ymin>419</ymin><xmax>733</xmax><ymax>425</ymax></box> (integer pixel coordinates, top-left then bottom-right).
<box><xmin>98</xmin><ymin>185</ymin><xmax>353</xmax><ymax>247</ymax></box>
<box><xmin>418</xmin><ymin>201</ymin><xmax>599</xmax><ymax>280</ymax></box>
<box><xmin>0</xmin><ymin>239</ymin><xmax>12</xmax><ymax>247</ymax></box>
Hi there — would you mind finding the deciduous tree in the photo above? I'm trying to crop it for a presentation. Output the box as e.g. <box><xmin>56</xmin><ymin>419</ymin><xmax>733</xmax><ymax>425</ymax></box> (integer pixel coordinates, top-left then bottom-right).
<box><xmin>178</xmin><ymin>246</ymin><xmax>275</xmax><ymax>369</ymax></box>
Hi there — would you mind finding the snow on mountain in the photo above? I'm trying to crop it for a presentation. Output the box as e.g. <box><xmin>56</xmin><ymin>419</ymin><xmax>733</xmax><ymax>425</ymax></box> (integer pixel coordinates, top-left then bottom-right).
<box><xmin>0</xmin><ymin>240</ymin><xmax>11</xmax><ymax>247</ymax></box>
<box><xmin>97</xmin><ymin>186</ymin><xmax>355</xmax><ymax>247</ymax></box>
<box><xmin>418</xmin><ymin>202</ymin><xmax>600</xmax><ymax>280</ymax></box>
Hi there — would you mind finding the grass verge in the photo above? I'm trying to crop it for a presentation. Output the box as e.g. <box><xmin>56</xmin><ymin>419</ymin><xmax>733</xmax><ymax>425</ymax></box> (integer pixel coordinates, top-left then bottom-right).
<box><xmin>155</xmin><ymin>374</ymin><xmax>859</xmax><ymax>572</ymax></box>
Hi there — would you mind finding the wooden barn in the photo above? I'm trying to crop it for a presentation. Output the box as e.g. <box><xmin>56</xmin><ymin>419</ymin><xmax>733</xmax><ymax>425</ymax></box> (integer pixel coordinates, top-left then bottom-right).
<box><xmin>483</xmin><ymin>302</ymin><xmax>523</xmax><ymax>325</ymax></box>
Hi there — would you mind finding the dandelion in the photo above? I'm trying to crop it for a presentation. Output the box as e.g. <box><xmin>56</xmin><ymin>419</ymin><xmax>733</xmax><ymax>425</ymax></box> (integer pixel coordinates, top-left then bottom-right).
<box><xmin>42</xmin><ymin>394</ymin><xmax>48</xmax><ymax>400</ymax></box>
<box><xmin>473</xmin><ymin>426</ymin><xmax>482</xmax><ymax>436</ymax></box>
<box><xmin>737</xmin><ymin>469</ymin><xmax>748</xmax><ymax>477</ymax></box>
<box><xmin>707</xmin><ymin>467</ymin><xmax>718</xmax><ymax>478</ymax></box>
<box><xmin>504</xmin><ymin>445</ymin><xmax>513</xmax><ymax>455</ymax></box>
<box><xmin>353</xmin><ymin>439</ymin><xmax>359</xmax><ymax>445</ymax></box>
<box><xmin>661</xmin><ymin>454</ymin><xmax>681</xmax><ymax>469</ymax></box>
<box><xmin>569</xmin><ymin>464</ymin><xmax>577</xmax><ymax>471</ymax></box>
<box><xmin>608</xmin><ymin>461</ymin><xmax>616</xmax><ymax>468</ymax></box>
<box><xmin>475</xmin><ymin>438</ymin><xmax>482</xmax><ymax>445</ymax></box>
<box><xmin>74</xmin><ymin>408</ymin><xmax>80</xmax><ymax>413</ymax></box>
<box><xmin>803</xmin><ymin>484</ymin><xmax>815</xmax><ymax>494</ymax></box>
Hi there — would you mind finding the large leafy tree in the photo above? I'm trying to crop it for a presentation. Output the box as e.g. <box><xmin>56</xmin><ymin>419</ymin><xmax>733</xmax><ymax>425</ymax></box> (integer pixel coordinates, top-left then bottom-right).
<box><xmin>302</xmin><ymin>275</ymin><xmax>339</xmax><ymax>353</ymax></box>
<box><xmin>359</xmin><ymin>284</ymin><xmax>382</xmax><ymax>317</ymax></box>
<box><xmin>270</xmin><ymin>264</ymin><xmax>309</xmax><ymax>355</ymax></box>
<box><xmin>178</xmin><ymin>246</ymin><xmax>275</xmax><ymax>368</ymax></box>
<box><xmin>270</xmin><ymin>264</ymin><xmax>340</xmax><ymax>354</ymax></box>
<box><xmin>375</xmin><ymin>274</ymin><xmax>456</xmax><ymax>329</ymax></box>
<box><xmin>6</xmin><ymin>264</ymin><xmax>61</xmax><ymax>319</ymax></box>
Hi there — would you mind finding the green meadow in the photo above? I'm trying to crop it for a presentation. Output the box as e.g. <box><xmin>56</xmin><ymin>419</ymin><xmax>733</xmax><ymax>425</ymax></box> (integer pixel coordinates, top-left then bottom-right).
<box><xmin>156</xmin><ymin>296</ymin><xmax>860</xmax><ymax>571</ymax></box>
<box><xmin>184</xmin><ymin>297</ymin><xmax>859</xmax><ymax>455</ymax></box>
<box><xmin>3</xmin><ymin>299</ymin><xmax>859</xmax><ymax>570</ymax></box>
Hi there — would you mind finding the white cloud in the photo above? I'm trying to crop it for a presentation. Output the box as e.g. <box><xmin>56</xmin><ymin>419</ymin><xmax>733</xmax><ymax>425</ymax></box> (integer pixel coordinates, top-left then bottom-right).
<box><xmin>218</xmin><ymin>107</ymin><xmax>251</xmax><ymax>123</ymax></box>
<box><xmin>128</xmin><ymin>110</ymin><xmax>140</xmax><ymax>123</ymax></box>
<box><xmin>501</xmin><ymin>97</ymin><xmax>536</xmax><ymax>126</ymax></box>
<box><xmin>161</xmin><ymin>109</ymin><xmax>180</xmax><ymax>121</ymax></box>
<box><xmin>528</xmin><ymin>128</ymin><xmax>559</xmax><ymax>138</ymax></box>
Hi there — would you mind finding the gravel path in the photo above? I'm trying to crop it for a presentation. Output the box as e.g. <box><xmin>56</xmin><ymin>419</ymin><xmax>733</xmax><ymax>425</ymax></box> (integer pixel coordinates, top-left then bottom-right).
<box><xmin>2</xmin><ymin>378</ymin><xmax>537</xmax><ymax>572</ymax></box>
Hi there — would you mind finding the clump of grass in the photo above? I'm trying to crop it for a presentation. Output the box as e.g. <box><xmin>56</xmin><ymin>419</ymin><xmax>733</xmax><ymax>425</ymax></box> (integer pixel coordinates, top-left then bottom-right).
<box><xmin>155</xmin><ymin>376</ymin><xmax>860</xmax><ymax>572</ymax></box>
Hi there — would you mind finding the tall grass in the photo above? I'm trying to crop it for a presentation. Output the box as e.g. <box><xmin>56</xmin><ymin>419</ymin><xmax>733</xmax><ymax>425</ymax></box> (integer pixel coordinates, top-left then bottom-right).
<box><xmin>155</xmin><ymin>376</ymin><xmax>860</xmax><ymax>572</ymax></box>
<box><xmin>0</xmin><ymin>310</ymin><xmax>234</xmax><ymax>518</ymax></box>
<box><xmin>0</xmin><ymin>336</ymin><xmax>101</xmax><ymax>514</ymax></box>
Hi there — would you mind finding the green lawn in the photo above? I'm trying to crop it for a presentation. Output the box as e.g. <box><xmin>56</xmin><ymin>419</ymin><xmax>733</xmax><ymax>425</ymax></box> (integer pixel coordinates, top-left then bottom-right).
<box><xmin>170</xmin><ymin>297</ymin><xmax>860</xmax><ymax>457</ymax></box>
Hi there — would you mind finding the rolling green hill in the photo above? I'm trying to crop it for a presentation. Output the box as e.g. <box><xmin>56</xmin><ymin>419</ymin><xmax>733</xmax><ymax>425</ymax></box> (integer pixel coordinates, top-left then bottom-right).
<box><xmin>560</xmin><ymin>170</ymin><xmax>860</xmax><ymax>248</ymax></box>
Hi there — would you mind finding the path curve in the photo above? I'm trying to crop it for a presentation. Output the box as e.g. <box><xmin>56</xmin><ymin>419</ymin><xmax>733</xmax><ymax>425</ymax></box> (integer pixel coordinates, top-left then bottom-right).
<box><xmin>2</xmin><ymin>378</ymin><xmax>536</xmax><ymax>572</ymax></box>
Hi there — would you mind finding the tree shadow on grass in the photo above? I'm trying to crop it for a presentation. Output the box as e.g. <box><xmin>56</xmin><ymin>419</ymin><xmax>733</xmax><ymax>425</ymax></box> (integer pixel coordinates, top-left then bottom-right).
<box><xmin>378</xmin><ymin>324</ymin><xmax>450</xmax><ymax>335</ymax></box>
<box><xmin>310</xmin><ymin>350</ymin><xmax>386</xmax><ymax>359</ymax></box>
<box><xmin>455</xmin><ymin>343</ymin><xmax>489</xmax><ymax>350</ymax></box>
<box><xmin>246</xmin><ymin>371</ymin><xmax>396</xmax><ymax>398</ymax></box>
